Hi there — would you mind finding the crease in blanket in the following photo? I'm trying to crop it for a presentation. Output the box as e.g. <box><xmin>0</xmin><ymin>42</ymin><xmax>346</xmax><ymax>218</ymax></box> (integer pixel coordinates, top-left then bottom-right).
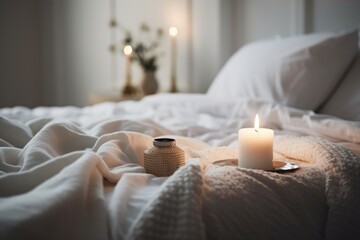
<box><xmin>126</xmin><ymin>162</ymin><xmax>206</xmax><ymax>240</ymax></box>
<box><xmin>275</xmin><ymin>136</ymin><xmax>360</xmax><ymax>240</ymax></box>
<box><xmin>18</xmin><ymin>122</ymin><xmax>96</xmax><ymax>171</ymax></box>
<box><xmin>0</xmin><ymin>152</ymin><xmax>110</xmax><ymax>240</ymax></box>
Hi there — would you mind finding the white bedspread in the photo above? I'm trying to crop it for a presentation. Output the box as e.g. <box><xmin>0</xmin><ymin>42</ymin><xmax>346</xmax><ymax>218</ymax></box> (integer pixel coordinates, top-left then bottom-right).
<box><xmin>0</xmin><ymin>94</ymin><xmax>359</xmax><ymax>239</ymax></box>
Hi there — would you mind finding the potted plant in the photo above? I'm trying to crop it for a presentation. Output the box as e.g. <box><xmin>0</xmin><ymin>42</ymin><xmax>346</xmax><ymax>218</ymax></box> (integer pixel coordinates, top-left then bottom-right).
<box><xmin>123</xmin><ymin>23</ymin><xmax>163</xmax><ymax>95</ymax></box>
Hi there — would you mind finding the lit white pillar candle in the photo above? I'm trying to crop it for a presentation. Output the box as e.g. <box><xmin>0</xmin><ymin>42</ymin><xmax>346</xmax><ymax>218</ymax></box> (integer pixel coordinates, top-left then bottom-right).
<box><xmin>238</xmin><ymin>114</ymin><xmax>274</xmax><ymax>170</ymax></box>
<box><xmin>168</xmin><ymin>26</ymin><xmax>178</xmax><ymax>93</ymax></box>
<box><xmin>123</xmin><ymin>45</ymin><xmax>133</xmax><ymax>85</ymax></box>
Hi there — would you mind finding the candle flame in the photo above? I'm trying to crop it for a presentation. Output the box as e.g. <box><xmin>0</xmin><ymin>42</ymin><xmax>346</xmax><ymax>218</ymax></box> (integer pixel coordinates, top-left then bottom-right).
<box><xmin>123</xmin><ymin>45</ymin><xmax>132</xmax><ymax>55</ymax></box>
<box><xmin>254</xmin><ymin>114</ymin><xmax>259</xmax><ymax>129</ymax></box>
<box><xmin>169</xmin><ymin>26</ymin><xmax>178</xmax><ymax>37</ymax></box>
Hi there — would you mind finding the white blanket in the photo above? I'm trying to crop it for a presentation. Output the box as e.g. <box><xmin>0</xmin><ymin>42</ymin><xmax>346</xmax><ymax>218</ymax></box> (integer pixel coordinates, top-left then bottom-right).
<box><xmin>127</xmin><ymin>136</ymin><xmax>360</xmax><ymax>240</ymax></box>
<box><xmin>0</xmin><ymin>94</ymin><xmax>360</xmax><ymax>239</ymax></box>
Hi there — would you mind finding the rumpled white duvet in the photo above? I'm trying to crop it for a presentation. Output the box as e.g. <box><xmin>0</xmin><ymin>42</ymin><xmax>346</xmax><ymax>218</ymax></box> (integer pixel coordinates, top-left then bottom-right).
<box><xmin>0</xmin><ymin>94</ymin><xmax>359</xmax><ymax>240</ymax></box>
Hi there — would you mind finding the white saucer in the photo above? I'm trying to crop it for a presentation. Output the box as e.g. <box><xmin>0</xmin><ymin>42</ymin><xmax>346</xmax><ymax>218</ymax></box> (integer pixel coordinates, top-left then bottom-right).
<box><xmin>270</xmin><ymin>160</ymin><xmax>299</xmax><ymax>172</ymax></box>
<box><xmin>212</xmin><ymin>159</ymin><xmax>299</xmax><ymax>172</ymax></box>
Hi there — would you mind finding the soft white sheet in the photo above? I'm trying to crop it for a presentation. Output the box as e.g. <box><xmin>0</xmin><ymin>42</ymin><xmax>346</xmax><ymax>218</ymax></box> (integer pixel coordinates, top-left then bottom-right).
<box><xmin>0</xmin><ymin>93</ymin><xmax>359</xmax><ymax>239</ymax></box>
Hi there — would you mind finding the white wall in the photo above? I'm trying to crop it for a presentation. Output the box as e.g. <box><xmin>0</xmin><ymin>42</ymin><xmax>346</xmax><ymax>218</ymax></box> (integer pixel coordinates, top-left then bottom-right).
<box><xmin>311</xmin><ymin>0</ymin><xmax>360</xmax><ymax>32</ymax></box>
<box><xmin>234</xmin><ymin>0</ymin><xmax>294</xmax><ymax>47</ymax></box>
<box><xmin>1</xmin><ymin>0</ymin><xmax>360</xmax><ymax>107</ymax></box>
<box><xmin>191</xmin><ymin>0</ymin><xmax>222</xmax><ymax>92</ymax></box>
<box><xmin>0</xmin><ymin>0</ymin><xmax>42</xmax><ymax>107</ymax></box>
<box><xmin>50</xmin><ymin>0</ymin><xmax>111</xmax><ymax>106</ymax></box>
<box><xmin>231</xmin><ymin>0</ymin><xmax>360</xmax><ymax>49</ymax></box>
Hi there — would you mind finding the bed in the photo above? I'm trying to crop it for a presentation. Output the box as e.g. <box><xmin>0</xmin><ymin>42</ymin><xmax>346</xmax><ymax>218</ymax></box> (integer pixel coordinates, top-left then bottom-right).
<box><xmin>1</xmin><ymin>30</ymin><xmax>360</xmax><ymax>240</ymax></box>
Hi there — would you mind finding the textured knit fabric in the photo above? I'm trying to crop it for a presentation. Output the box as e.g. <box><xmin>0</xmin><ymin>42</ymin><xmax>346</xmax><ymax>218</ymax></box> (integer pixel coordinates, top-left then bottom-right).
<box><xmin>127</xmin><ymin>136</ymin><xmax>360</xmax><ymax>240</ymax></box>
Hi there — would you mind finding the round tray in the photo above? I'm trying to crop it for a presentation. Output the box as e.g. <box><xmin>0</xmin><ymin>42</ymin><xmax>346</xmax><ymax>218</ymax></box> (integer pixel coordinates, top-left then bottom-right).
<box><xmin>213</xmin><ymin>159</ymin><xmax>299</xmax><ymax>172</ymax></box>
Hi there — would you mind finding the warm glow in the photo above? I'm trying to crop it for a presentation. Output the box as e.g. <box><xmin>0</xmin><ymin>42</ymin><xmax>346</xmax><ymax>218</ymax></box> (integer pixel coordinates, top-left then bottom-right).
<box><xmin>254</xmin><ymin>114</ymin><xmax>259</xmax><ymax>129</ymax></box>
<box><xmin>169</xmin><ymin>26</ymin><xmax>178</xmax><ymax>37</ymax></box>
<box><xmin>123</xmin><ymin>45</ymin><xmax>133</xmax><ymax>55</ymax></box>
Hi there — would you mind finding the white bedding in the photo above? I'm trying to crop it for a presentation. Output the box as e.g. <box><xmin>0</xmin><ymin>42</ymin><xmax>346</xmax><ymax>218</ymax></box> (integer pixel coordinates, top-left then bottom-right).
<box><xmin>0</xmin><ymin>93</ymin><xmax>360</xmax><ymax>239</ymax></box>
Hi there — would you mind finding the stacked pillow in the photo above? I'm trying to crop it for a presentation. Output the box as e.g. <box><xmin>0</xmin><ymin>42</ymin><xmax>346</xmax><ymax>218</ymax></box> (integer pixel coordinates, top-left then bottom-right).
<box><xmin>207</xmin><ymin>31</ymin><xmax>359</xmax><ymax>111</ymax></box>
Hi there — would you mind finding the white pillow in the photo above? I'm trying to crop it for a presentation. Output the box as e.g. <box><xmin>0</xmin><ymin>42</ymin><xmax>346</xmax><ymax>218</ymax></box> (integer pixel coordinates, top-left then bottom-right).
<box><xmin>207</xmin><ymin>31</ymin><xmax>359</xmax><ymax>110</ymax></box>
<box><xmin>319</xmin><ymin>51</ymin><xmax>360</xmax><ymax>121</ymax></box>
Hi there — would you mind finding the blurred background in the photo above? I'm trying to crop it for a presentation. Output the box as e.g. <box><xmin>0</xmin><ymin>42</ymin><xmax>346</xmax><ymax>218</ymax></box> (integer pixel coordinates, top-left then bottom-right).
<box><xmin>0</xmin><ymin>0</ymin><xmax>360</xmax><ymax>107</ymax></box>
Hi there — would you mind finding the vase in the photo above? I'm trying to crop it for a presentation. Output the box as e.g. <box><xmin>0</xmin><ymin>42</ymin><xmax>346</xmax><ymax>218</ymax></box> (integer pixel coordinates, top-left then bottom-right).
<box><xmin>144</xmin><ymin>138</ymin><xmax>185</xmax><ymax>177</ymax></box>
<box><xmin>141</xmin><ymin>70</ymin><xmax>159</xmax><ymax>95</ymax></box>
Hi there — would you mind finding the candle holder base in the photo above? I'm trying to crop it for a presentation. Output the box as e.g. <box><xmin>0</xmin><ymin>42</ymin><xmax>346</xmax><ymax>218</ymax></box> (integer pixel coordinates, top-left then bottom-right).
<box><xmin>169</xmin><ymin>76</ymin><xmax>178</xmax><ymax>93</ymax></box>
<box><xmin>121</xmin><ymin>84</ymin><xmax>139</xmax><ymax>97</ymax></box>
<box><xmin>213</xmin><ymin>159</ymin><xmax>299</xmax><ymax>172</ymax></box>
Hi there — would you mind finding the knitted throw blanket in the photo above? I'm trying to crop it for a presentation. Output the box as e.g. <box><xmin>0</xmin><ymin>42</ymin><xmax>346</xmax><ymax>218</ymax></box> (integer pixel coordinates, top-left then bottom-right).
<box><xmin>127</xmin><ymin>136</ymin><xmax>360</xmax><ymax>240</ymax></box>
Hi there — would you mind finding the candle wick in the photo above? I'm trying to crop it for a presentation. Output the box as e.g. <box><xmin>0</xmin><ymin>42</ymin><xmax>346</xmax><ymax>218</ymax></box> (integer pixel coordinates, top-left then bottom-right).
<box><xmin>255</xmin><ymin>129</ymin><xmax>259</xmax><ymax>133</ymax></box>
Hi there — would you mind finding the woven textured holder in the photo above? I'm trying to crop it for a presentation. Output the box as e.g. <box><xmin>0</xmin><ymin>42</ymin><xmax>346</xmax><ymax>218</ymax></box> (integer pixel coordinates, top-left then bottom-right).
<box><xmin>144</xmin><ymin>141</ymin><xmax>185</xmax><ymax>177</ymax></box>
